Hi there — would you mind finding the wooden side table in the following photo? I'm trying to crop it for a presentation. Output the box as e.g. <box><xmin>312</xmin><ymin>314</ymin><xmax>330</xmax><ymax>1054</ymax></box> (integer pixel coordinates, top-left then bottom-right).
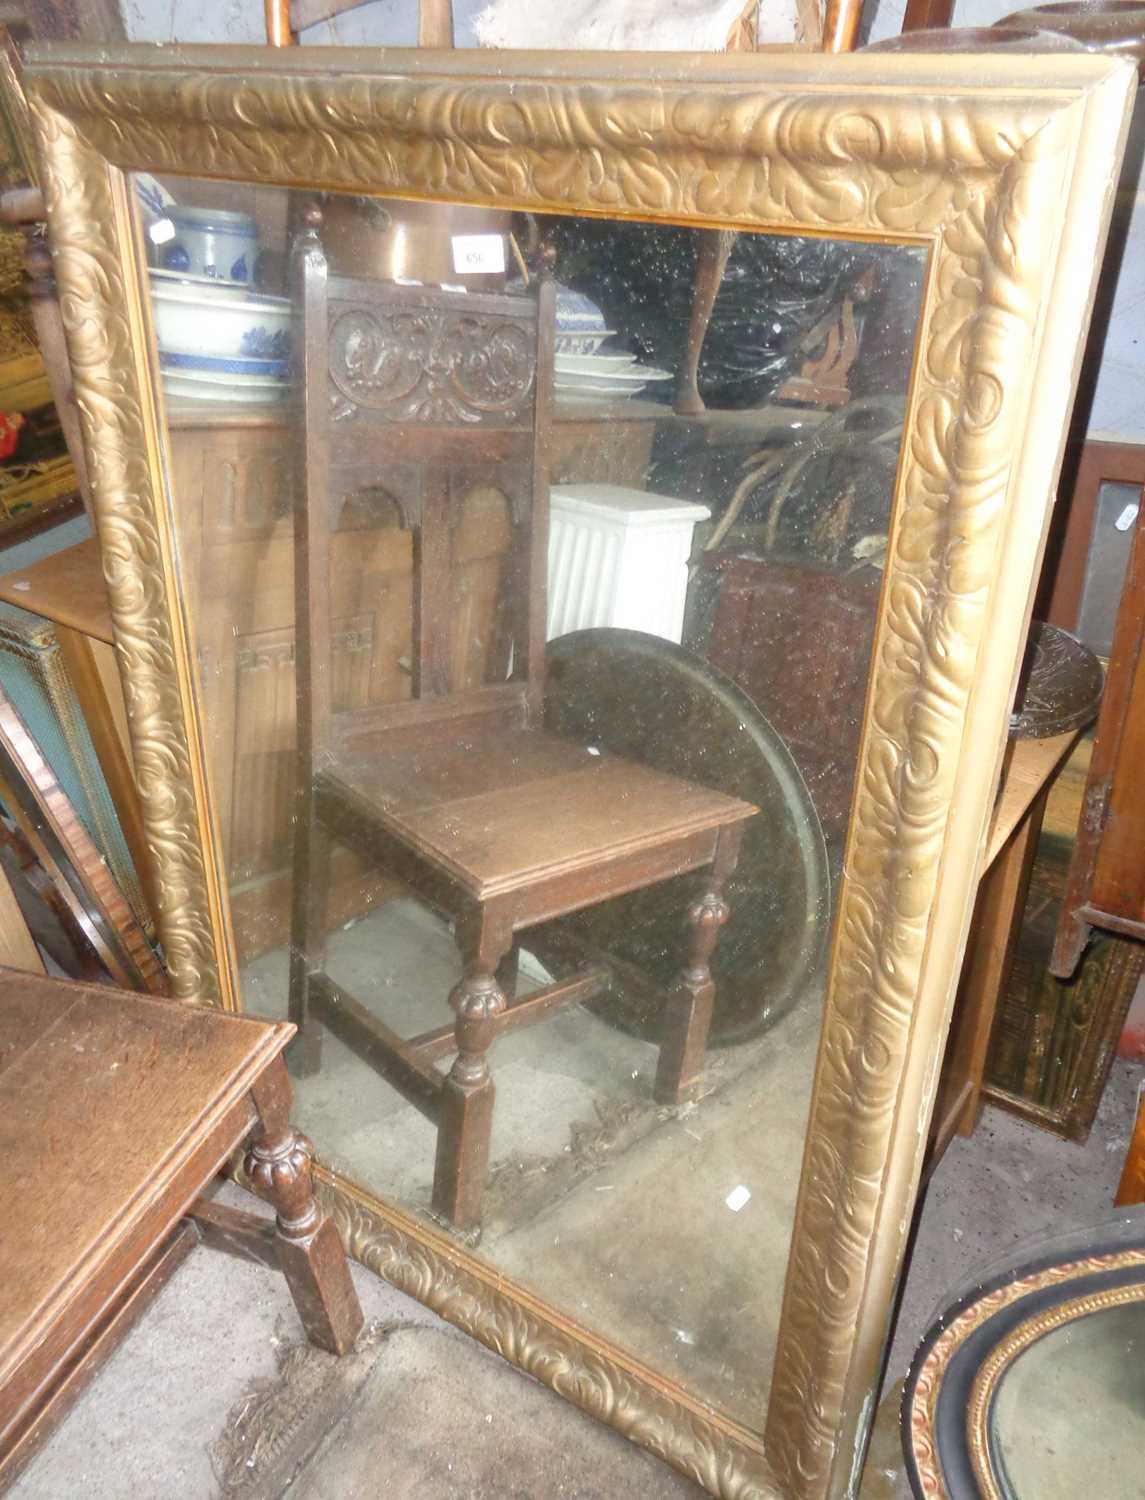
<box><xmin>0</xmin><ymin>969</ymin><xmax>363</xmax><ymax>1489</ymax></box>
<box><xmin>1052</xmin><ymin>484</ymin><xmax>1145</xmax><ymax>973</ymax></box>
<box><xmin>930</xmin><ymin>729</ymin><xmax>1082</xmax><ymax>1160</ymax></box>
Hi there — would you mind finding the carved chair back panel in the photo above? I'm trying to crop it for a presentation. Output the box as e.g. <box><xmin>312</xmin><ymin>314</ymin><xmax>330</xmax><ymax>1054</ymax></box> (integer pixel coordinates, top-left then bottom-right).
<box><xmin>325</xmin><ymin>279</ymin><xmax>542</xmax><ymax>432</ymax></box>
<box><xmin>298</xmin><ymin>261</ymin><xmax>555</xmax><ymax>738</ymax></box>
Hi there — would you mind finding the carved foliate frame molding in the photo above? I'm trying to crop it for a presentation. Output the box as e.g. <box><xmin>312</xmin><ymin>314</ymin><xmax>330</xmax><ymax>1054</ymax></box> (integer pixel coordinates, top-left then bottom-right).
<box><xmin>22</xmin><ymin>44</ymin><xmax>1134</xmax><ymax>1500</ymax></box>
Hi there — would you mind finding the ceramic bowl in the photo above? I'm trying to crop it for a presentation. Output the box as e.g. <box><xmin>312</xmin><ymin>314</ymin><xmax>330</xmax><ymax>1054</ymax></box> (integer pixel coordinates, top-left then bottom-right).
<box><xmin>553</xmin><ymin>283</ymin><xmax>607</xmax><ymax>332</ymax></box>
<box><xmin>159</xmin><ymin>350</ymin><xmax>290</xmax><ymax>380</ymax></box>
<box><xmin>554</xmin><ymin>331</ymin><xmax>617</xmax><ymax>357</ymax></box>
<box><xmin>161</xmin><ymin>366</ymin><xmax>288</xmax><ymax>405</ymax></box>
<box><xmin>150</xmin><ymin>268</ymin><xmax>250</xmax><ymax>298</ymax></box>
<box><xmin>503</xmin><ymin>279</ymin><xmax>613</xmax><ymax>354</ymax></box>
<box><xmin>158</xmin><ymin>206</ymin><xmax>260</xmax><ymax>283</ymax></box>
<box><xmin>150</xmin><ymin>276</ymin><xmax>291</xmax><ymax>364</ymax></box>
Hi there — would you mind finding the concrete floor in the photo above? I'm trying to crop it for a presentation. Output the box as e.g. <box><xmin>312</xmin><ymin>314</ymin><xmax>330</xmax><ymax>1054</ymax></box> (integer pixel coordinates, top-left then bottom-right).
<box><xmin>11</xmin><ymin>1051</ymin><xmax>1142</xmax><ymax>1498</ymax></box>
<box><xmin>10</xmin><ymin>1179</ymin><xmax>704</xmax><ymax>1500</ymax></box>
<box><xmin>243</xmin><ymin>897</ymin><xmax>823</xmax><ymax>1429</ymax></box>
<box><xmin>863</xmin><ymin>1055</ymin><xmax>1145</xmax><ymax>1500</ymax></box>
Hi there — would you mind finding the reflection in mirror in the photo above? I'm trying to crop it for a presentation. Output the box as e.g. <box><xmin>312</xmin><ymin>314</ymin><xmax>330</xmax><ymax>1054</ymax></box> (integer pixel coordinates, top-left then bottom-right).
<box><xmin>138</xmin><ymin>173</ymin><xmax>925</xmax><ymax>1429</ymax></box>
<box><xmin>993</xmin><ymin>1299</ymin><xmax>1145</xmax><ymax>1499</ymax></box>
<box><xmin>903</xmin><ymin>1217</ymin><xmax>1145</xmax><ymax>1500</ymax></box>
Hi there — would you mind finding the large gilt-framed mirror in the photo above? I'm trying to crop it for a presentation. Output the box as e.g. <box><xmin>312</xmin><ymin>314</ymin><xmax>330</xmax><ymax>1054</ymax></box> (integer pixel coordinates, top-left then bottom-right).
<box><xmin>21</xmin><ymin>41</ymin><xmax>1134</xmax><ymax>1500</ymax></box>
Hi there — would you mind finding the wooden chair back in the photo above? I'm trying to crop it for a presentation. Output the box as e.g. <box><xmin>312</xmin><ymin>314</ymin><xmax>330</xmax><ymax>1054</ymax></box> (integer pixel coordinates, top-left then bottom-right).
<box><xmin>265</xmin><ymin>0</ymin><xmax>453</xmax><ymax>47</ymax></box>
<box><xmin>292</xmin><ymin>211</ymin><xmax>555</xmax><ymax>764</ymax></box>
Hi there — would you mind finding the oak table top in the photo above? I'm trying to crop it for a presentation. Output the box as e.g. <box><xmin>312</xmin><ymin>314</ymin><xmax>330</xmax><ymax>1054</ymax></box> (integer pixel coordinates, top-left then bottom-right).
<box><xmin>985</xmin><ymin>730</ymin><xmax>1080</xmax><ymax>869</ymax></box>
<box><xmin>0</xmin><ymin>968</ymin><xmax>362</xmax><ymax>1487</ymax></box>
<box><xmin>0</xmin><ymin>537</ymin><xmax>113</xmax><ymax>645</ymax></box>
<box><xmin>0</xmin><ymin>973</ymin><xmax>291</xmax><ymax>1393</ymax></box>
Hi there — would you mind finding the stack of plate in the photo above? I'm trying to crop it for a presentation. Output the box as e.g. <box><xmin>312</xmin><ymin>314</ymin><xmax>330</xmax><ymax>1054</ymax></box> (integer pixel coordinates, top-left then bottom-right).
<box><xmin>547</xmin><ymin>283</ymin><xmax>672</xmax><ymax>402</ymax></box>
<box><xmin>554</xmin><ymin>347</ymin><xmax>672</xmax><ymax>403</ymax></box>
<box><xmin>150</xmin><ymin>269</ymin><xmax>291</xmax><ymax>405</ymax></box>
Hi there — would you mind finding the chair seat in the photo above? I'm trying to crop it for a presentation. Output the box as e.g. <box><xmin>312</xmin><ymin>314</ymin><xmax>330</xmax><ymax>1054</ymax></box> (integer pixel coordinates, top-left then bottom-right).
<box><xmin>320</xmin><ymin>727</ymin><xmax>756</xmax><ymax>901</ymax></box>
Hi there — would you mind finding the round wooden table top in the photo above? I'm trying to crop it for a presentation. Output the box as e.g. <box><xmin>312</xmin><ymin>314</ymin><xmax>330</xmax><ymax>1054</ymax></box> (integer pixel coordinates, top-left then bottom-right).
<box><xmin>543</xmin><ymin>628</ymin><xmax>830</xmax><ymax>1046</ymax></box>
<box><xmin>1010</xmin><ymin>622</ymin><xmax>1104</xmax><ymax>741</ymax></box>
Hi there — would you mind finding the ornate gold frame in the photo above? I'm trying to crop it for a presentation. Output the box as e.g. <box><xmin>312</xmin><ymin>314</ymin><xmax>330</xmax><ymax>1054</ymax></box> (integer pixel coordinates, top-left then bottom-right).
<box><xmin>905</xmin><ymin>1240</ymin><xmax>1145</xmax><ymax>1499</ymax></box>
<box><xmin>21</xmin><ymin>42</ymin><xmax>1135</xmax><ymax>1500</ymax></box>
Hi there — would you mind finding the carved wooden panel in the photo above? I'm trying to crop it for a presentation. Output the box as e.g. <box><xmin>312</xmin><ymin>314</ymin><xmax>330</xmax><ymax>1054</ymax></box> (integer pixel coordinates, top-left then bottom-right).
<box><xmin>699</xmin><ymin>553</ymin><xmax>882</xmax><ymax>853</ymax></box>
<box><xmin>328</xmin><ymin>298</ymin><xmax>537</xmax><ymax>426</ymax></box>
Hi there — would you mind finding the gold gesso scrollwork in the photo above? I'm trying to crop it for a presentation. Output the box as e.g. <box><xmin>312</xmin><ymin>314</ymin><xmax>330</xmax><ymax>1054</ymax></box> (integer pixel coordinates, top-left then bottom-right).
<box><xmin>28</xmin><ymin>65</ymin><xmax>1046</xmax><ymax>236</ymax></box>
<box><xmin>305</xmin><ymin>1166</ymin><xmax>778</xmax><ymax>1499</ymax></box>
<box><xmin>766</xmin><ymin>109</ymin><xmax>1081</xmax><ymax>1498</ymax></box>
<box><xmin>31</xmin><ymin>104</ymin><xmax>221</xmax><ymax>1003</ymax></box>
<box><xmin>23</xmin><ymin>50</ymin><xmax>1129</xmax><ymax>1500</ymax></box>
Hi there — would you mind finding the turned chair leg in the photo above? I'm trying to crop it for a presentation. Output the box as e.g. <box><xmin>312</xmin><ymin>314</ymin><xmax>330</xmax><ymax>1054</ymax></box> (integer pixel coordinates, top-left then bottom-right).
<box><xmin>432</xmin><ymin>911</ymin><xmax>512</xmax><ymax>1231</ymax></box>
<box><xmin>654</xmin><ymin>828</ymin><xmax>742</xmax><ymax>1106</ymax></box>
<box><xmin>288</xmin><ymin>815</ymin><xmax>331</xmax><ymax>1077</ymax></box>
<box><xmin>247</xmin><ymin>1060</ymin><xmax>363</xmax><ymax>1354</ymax></box>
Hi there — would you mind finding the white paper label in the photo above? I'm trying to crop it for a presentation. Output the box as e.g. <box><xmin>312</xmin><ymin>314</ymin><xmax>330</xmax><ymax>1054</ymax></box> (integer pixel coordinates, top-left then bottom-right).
<box><xmin>148</xmin><ymin>217</ymin><xmax>175</xmax><ymax>246</ymax></box>
<box><xmin>1114</xmin><ymin>502</ymin><xmax>1139</xmax><ymax>533</ymax></box>
<box><xmin>725</xmin><ymin>1185</ymin><xmax>751</xmax><ymax>1213</ymax></box>
<box><xmin>451</xmin><ymin>234</ymin><xmax>506</xmax><ymax>275</ymax></box>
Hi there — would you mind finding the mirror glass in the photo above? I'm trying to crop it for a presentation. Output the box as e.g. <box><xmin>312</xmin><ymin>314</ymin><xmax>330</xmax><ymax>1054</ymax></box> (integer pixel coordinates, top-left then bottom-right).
<box><xmin>1076</xmin><ymin>479</ymin><xmax>1138</xmax><ymax>657</ymax></box>
<box><xmin>992</xmin><ymin>1298</ymin><xmax>1145</xmax><ymax>1498</ymax></box>
<box><xmin>135</xmin><ymin>172</ymin><xmax>926</xmax><ymax>1428</ymax></box>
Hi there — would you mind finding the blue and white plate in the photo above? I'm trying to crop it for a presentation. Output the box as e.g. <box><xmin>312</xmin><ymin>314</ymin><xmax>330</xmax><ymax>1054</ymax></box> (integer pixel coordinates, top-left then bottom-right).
<box><xmin>554</xmin><ymin>350</ymin><xmax>639</xmax><ymax>375</ymax></box>
<box><xmin>554</xmin><ymin>363</ymin><xmax>672</xmax><ymax>398</ymax></box>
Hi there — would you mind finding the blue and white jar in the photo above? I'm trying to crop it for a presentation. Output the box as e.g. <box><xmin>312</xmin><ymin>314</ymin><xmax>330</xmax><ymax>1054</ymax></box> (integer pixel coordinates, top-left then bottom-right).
<box><xmin>160</xmin><ymin>206</ymin><xmax>259</xmax><ymax>283</ymax></box>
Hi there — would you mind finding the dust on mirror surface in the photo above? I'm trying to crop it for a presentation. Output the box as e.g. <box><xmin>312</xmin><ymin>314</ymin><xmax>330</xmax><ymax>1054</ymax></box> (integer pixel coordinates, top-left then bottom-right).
<box><xmin>991</xmin><ymin>1299</ymin><xmax>1145</xmax><ymax>1499</ymax></box>
<box><xmin>137</xmin><ymin>171</ymin><xmax>926</xmax><ymax>1429</ymax></box>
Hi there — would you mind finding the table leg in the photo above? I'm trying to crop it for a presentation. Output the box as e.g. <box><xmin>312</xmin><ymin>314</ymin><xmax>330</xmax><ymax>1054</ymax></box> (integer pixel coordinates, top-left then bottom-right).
<box><xmin>655</xmin><ymin>824</ymin><xmax>742</xmax><ymax>1106</ymax></box>
<box><xmin>247</xmin><ymin>1056</ymin><xmax>363</xmax><ymax>1354</ymax></box>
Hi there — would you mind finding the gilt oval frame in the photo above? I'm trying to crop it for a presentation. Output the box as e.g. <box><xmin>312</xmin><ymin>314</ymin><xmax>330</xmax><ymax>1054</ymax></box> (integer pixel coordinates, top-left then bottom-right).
<box><xmin>20</xmin><ymin>42</ymin><xmax>1135</xmax><ymax>1500</ymax></box>
<box><xmin>903</xmin><ymin>1227</ymin><xmax>1145</xmax><ymax>1499</ymax></box>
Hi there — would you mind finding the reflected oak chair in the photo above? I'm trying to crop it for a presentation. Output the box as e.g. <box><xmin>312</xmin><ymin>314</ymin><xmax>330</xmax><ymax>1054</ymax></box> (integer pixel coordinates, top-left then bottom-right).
<box><xmin>289</xmin><ymin>204</ymin><xmax>757</xmax><ymax>1231</ymax></box>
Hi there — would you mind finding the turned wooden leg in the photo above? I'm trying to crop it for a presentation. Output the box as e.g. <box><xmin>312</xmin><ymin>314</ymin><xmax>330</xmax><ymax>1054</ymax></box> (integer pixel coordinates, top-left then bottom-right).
<box><xmin>497</xmin><ymin>942</ymin><xmax>521</xmax><ymax>1003</ymax></box>
<box><xmin>247</xmin><ymin>1059</ymin><xmax>363</xmax><ymax>1354</ymax></box>
<box><xmin>288</xmin><ymin>813</ymin><xmax>331</xmax><ymax>1077</ymax></box>
<box><xmin>655</xmin><ymin>826</ymin><xmax>743</xmax><ymax>1106</ymax></box>
<box><xmin>432</xmin><ymin>909</ymin><xmax>513</xmax><ymax>1231</ymax></box>
<box><xmin>676</xmin><ymin>228</ymin><xmax>736</xmax><ymax>417</ymax></box>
